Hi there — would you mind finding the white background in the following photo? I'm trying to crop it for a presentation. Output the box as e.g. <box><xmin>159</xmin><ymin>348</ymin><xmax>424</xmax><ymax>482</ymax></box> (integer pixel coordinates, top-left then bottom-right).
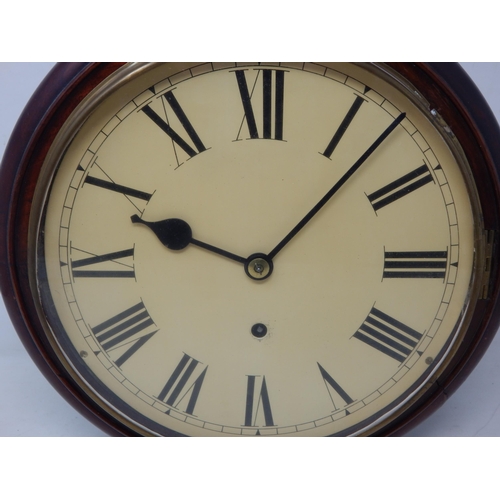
<box><xmin>1</xmin><ymin>63</ymin><xmax>500</xmax><ymax>436</ymax></box>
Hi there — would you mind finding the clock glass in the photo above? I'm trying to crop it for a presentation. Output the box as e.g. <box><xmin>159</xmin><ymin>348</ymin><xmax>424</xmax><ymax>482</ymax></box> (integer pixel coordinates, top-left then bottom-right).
<box><xmin>31</xmin><ymin>63</ymin><xmax>479</xmax><ymax>436</ymax></box>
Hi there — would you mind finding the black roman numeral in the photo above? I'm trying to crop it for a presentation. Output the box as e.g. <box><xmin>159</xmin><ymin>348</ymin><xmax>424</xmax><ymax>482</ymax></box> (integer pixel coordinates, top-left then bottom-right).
<box><xmin>353</xmin><ymin>307</ymin><xmax>423</xmax><ymax>363</ymax></box>
<box><xmin>322</xmin><ymin>95</ymin><xmax>366</xmax><ymax>158</ymax></box>
<box><xmin>81</xmin><ymin>164</ymin><xmax>153</xmax><ymax>214</ymax></box>
<box><xmin>383</xmin><ymin>250</ymin><xmax>448</xmax><ymax>279</ymax></box>
<box><xmin>83</xmin><ymin>173</ymin><xmax>153</xmax><ymax>201</ymax></box>
<box><xmin>235</xmin><ymin>69</ymin><xmax>285</xmax><ymax>140</ymax></box>
<box><xmin>317</xmin><ymin>363</ymin><xmax>354</xmax><ymax>410</ymax></box>
<box><xmin>91</xmin><ymin>301</ymin><xmax>157</xmax><ymax>367</ymax></box>
<box><xmin>71</xmin><ymin>248</ymin><xmax>135</xmax><ymax>279</ymax></box>
<box><xmin>142</xmin><ymin>91</ymin><xmax>206</xmax><ymax>158</ymax></box>
<box><xmin>158</xmin><ymin>353</ymin><xmax>208</xmax><ymax>416</ymax></box>
<box><xmin>367</xmin><ymin>164</ymin><xmax>433</xmax><ymax>212</ymax></box>
<box><xmin>244</xmin><ymin>375</ymin><xmax>275</xmax><ymax>427</ymax></box>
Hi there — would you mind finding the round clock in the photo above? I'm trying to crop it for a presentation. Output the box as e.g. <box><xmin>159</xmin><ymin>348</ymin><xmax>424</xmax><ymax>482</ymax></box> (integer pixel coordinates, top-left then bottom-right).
<box><xmin>1</xmin><ymin>62</ymin><xmax>500</xmax><ymax>437</ymax></box>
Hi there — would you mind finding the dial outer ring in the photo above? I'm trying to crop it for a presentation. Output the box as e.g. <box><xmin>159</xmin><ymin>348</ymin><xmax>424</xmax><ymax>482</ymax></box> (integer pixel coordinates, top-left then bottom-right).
<box><xmin>1</xmin><ymin>62</ymin><xmax>500</xmax><ymax>436</ymax></box>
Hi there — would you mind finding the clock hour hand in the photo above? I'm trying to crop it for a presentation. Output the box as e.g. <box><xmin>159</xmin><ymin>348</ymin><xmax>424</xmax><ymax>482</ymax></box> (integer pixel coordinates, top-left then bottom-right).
<box><xmin>268</xmin><ymin>112</ymin><xmax>406</xmax><ymax>260</ymax></box>
<box><xmin>131</xmin><ymin>215</ymin><xmax>247</xmax><ymax>264</ymax></box>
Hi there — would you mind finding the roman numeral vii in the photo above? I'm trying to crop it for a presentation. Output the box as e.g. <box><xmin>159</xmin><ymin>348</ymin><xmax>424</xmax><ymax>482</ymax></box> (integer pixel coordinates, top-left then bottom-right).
<box><xmin>158</xmin><ymin>353</ymin><xmax>208</xmax><ymax>416</ymax></box>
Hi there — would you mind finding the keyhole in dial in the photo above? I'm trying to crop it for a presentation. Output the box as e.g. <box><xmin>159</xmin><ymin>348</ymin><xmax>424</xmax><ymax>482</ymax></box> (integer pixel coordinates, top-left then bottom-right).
<box><xmin>251</xmin><ymin>323</ymin><xmax>268</xmax><ymax>338</ymax></box>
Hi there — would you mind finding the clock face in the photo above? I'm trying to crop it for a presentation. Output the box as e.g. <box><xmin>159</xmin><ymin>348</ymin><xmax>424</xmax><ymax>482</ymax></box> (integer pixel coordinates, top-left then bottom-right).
<box><xmin>33</xmin><ymin>63</ymin><xmax>478</xmax><ymax>436</ymax></box>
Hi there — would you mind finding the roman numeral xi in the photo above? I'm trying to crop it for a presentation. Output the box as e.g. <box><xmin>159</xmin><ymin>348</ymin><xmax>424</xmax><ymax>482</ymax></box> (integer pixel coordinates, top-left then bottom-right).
<box><xmin>142</xmin><ymin>91</ymin><xmax>206</xmax><ymax>158</ymax></box>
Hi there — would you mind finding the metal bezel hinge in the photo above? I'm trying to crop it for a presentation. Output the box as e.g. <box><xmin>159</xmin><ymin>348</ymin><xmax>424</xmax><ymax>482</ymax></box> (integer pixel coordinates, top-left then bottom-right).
<box><xmin>480</xmin><ymin>230</ymin><xmax>495</xmax><ymax>300</ymax></box>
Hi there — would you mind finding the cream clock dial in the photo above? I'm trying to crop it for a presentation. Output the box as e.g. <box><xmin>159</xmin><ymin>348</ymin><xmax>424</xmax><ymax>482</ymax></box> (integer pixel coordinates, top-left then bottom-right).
<box><xmin>6</xmin><ymin>62</ymin><xmax>500</xmax><ymax>437</ymax></box>
<box><xmin>33</xmin><ymin>63</ymin><xmax>476</xmax><ymax>436</ymax></box>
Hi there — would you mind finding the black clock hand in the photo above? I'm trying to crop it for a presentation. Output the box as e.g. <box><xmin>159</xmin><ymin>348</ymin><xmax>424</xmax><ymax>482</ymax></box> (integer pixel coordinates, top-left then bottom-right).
<box><xmin>131</xmin><ymin>215</ymin><xmax>247</xmax><ymax>264</ymax></box>
<box><xmin>268</xmin><ymin>112</ymin><xmax>406</xmax><ymax>260</ymax></box>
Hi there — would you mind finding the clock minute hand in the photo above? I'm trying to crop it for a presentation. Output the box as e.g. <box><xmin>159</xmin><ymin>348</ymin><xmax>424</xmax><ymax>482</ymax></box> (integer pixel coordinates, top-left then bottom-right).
<box><xmin>268</xmin><ymin>112</ymin><xmax>406</xmax><ymax>260</ymax></box>
<box><xmin>131</xmin><ymin>215</ymin><xmax>247</xmax><ymax>264</ymax></box>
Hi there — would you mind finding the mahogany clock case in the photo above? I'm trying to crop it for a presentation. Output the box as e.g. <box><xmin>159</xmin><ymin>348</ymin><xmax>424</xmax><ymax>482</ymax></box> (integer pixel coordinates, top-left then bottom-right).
<box><xmin>1</xmin><ymin>62</ymin><xmax>500</xmax><ymax>436</ymax></box>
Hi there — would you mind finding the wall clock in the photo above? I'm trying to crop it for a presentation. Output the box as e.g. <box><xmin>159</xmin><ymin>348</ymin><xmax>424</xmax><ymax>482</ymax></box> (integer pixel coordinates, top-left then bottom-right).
<box><xmin>1</xmin><ymin>62</ymin><xmax>500</xmax><ymax>436</ymax></box>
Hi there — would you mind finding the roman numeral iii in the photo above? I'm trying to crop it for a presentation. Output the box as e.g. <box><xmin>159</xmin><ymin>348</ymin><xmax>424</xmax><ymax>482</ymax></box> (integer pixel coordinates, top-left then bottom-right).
<box><xmin>353</xmin><ymin>307</ymin><xmax>423</xmax><ymax>363</ymax></box>
<box><xmin>235</xmin><ymin>69</ymin><xmax>285</xmax><ymax>140</ymax></box>
<box><xmin>383</xmin><ymin>250</ymin><xmax>448</xmax><ymax>279</ymax></box>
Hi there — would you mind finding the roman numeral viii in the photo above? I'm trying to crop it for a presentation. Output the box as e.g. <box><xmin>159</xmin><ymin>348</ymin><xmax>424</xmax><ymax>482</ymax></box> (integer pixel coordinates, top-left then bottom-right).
<box><xmin>383</xmin><ymin>250</ymin><xmax>448</xmax><ymax>279</ymax></box>
<box><xmin>367</xmin><ymin>164</ymin><xmax>433</xmax><ymax>212</ymax></box>
<box><xmin>158</xmin><ymin>353</ymin><xmax>208</xmax><ymax>416</ymax></box>
<box><xmin>91</xmin><ymin>301</ymin><xmax>157</xmax><ymax>367</ymax></box>
<box><xmin>235</xmin><ymin>69</ymin><xmax>285</xmax><ymax>140</ymax></box>
<box><xmin>353</xmin><ymin>307</ymin><xmax>423</xmax><ymax>363</ymax></box>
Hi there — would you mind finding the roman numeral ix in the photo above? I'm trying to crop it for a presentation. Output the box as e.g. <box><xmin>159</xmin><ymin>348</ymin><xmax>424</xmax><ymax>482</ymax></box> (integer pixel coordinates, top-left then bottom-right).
<box><xmin>353</xmin><ymin>307</ymin><xmax>423</xmax><ymax>363</ymax></box>
<box><xmin>158</xmin><ymin>353</ymin><xmax>208</xmax><ymax>416</ymax></box>
<box><xmin>71</xmin><ymin>248</ymin><xmax>135</xmax><ymax>279</ymax></box>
